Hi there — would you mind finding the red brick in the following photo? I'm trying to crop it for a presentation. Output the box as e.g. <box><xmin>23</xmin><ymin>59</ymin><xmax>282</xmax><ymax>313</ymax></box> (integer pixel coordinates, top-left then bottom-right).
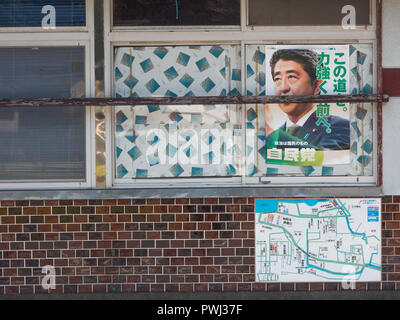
<box><xmin>176</xmin><ymin>198</ymin><xmax>189</xmax><ymax>205</ymax></box>
<box><xmin>168</xmin><ymin>206</ymin><xmax>182</xmax><ymax>213</ymax></box>
<box><xmin>233</xmin><ymin>198</ymin><xmax>247</xmax><ymax>204</ymax></box>
<box><xmin>2</xmin><ymin>234</ymin><xmax>15</xmax><ymax>241</ymax></box>
<box><xmin>383</xmin><ymin>247</ymin><xmax>395</xmax><ymax>255</ymax></box>
<box><xmin>198</xmin><ymin>223</ymin><xmax>211</xmax><ymax>230</ymax></box>
<box><xmin>5</xmin><ymin>286</ymin><xmax>19</xmax><ymax>295</ymax></box>
<box><xmin>110</xmin><ymin>223</ymin><xmax>124</xmax><ymax>231</ymax></box>
<box><xmin>45</xmin><ymin>233</ymin><xmax>59</xmax><ymax>241</ymax></box>
<box><xmin>176</xmin><ymin>231</ymin><xmax>190</xmax><ymax>239</ymax></box>
<box><xmin>92</xmin><ymin>284</ymin><xmax>107</xmax><ymax>293</ymax></box>
<box><xmin>74</xmin><ymin>215</ymin><xmax>88</xmax><ymax>223</ymax></box>
<box><xmin>103</xmin><ymin>215</ymin><xmax>116</xmax><ymax>223</ymax></box>
<box><xmin>8</xmin><ymin>225</ymin><xmax>22</xmax><ymax>233</ymax></box>
<box><xmin>117</xmin><ymin>199</ymin><xmax>131</xmax><ymax>206</ymax></box>
<box><xmin>45</xmin><ymin>216</ymin><xmax>58</xmax><ymax>223</ymax></box>
<box><xmin>229</xmin><ymin>274</ymin><xmax>243</xmax><ymax>282</ymax></box>
<box><xmin>179</xmin><ymin>284</ymin><xmax>193</xmax><ymax>292</ymax></box>
<box><xmin>67</xmin><ymin>224</ymin><xmax>80</xmax><ymax>232</ymax></box>
<box><xmin>96</xmin><ymin>206</ymin><xmax>110</xmax><ymax>214</ymax></box>
<box><xmin>53</xmin><ymin>224</ymin><xmax>67</xmax><ymax>232</ymax></box>
<box><xmin>23</xmin><ymin>207</ymin><xmax>37</xmax><ymax>215</ymax></box>
<box><xmin>386</xmin><ymin>204</ymin><xmax>400</xmax><ymax>212</ymax></box>
<box><xmin>310</xmin><ymin>282</ymin><xmax>324</xmax><ymax>291</ymax></box>
<box><xmin>169</xmin><ymin>223</ymin><xmax>183</xmax><ymax>230</ymax></box>
<box><xmin>205</xmin><ymin>214</ymin><xmax>218</xmax><ymax>221</ymax></box>
<box><xmin>103</xmin><ymin>200</ymin><xmax>117</xmax><ymax>206</ymax></box>
<box><xmin>227</xmin><ymin>205</ymin><xmax>240</xmax><ymax>212</ymax></box>
<box><xmin>1</xmin><ymin>201</ymin><xmax>15</xmax><ymax>207</ymax></box>
<box><xmin>78</xmin><ymin>285</ymin><xmax>92</xmax><ymax>293</ymax></box>
<box><xmin>185</xmin><ymin>257</ymin><xmax>199</xmax><ymax>265</ymax></box>
<box><xmin>101</xmin><ymin>232</ymin><xmax>116</xmax><ymax>240</ymax></box>
<box><xmin>388</xmin><ymin>273</ymin><xmax>400</xmax><ymax>281</ymax></box>
<box><xmin>153</xmin><ymin>206</ymin><xmax>168</xmax><ymax>214</ymax></box>
<box><xmin>205</xmin><ymin>198</ymin><xmax>218</xmax><ymax>204</ymax></box>
<box><xmin>183</xmin><ymin>223</ymin><xmax>197</xmax><ymax>230</ymax></box>
<box><xmin>1</xmin><ymin>216</ymin><xmax>15</xmax><ymax>224</ymax></box>
<box><xmin>147</xmin><ymin>214</ymin><xmax>161</xmax><ymax>222</ymax></box>
<box><xmin>75</xmin><ymin>233</ymin><xmax>88</xmax><ymax>240</ymax></box>
<box><xmin>394</xmin><ymin>213</ymin><xmax>400</xmax><ymax>220</ymax></box>
<box><xmin>73</xmin><ymin>200</ymin><xmax>88</xmax><ymax>206</ymax></box>
<box><xmin>204</xmin><ymin>231</ymin><xmax>218</xmax><ymax>239</ymax></box>
<box><xmin>147</xmin><ymin>232</ymin><xmax>161</xmax><ymax>239</ymax></box>
<box><xmin>386</xmin><ymin>221</ymin><xmax>400</xmax><ymax>229</ymax></box>
<box><xmin>117</xmin><ymin>215</ymin><xmax>131</xmax><ymax>223</ymax></box>
<box><xmin>146</xmin><ymin>199</ymin><xmax>161</xmax><ymax>205</ymax></box>
<box><xmin>117</xmin><ymin>232</ymin><xmax>131</xmax><ymax>240</ymax></box>
<box><xmin>140</xmin><ymin>206</ymin><xmax>154</xmax><ymax>213</ymax></box>
<box><xmin>44</xmin><ymin>200</ymin><xmax>59</xmax><ymax>206</ymax></box>
<box><xmin>223</xmin><ymin>283</ymin><xmax>237</xmax><ymax>292</ymax></box>
<box><xmin>176</xmin><ymin>214</ymin><xmax>189</xmax><ymax>222</ymax></box>
<box><xmin>37</xmin><ymin>207</ymin><xmax>51</xmax><ymax>215</ymax></box>
<box><xmin>38</xmin><ymin>225</ymin><xmax>52</xmax><ymax>232</ymax></box>
<box><xmin>17</xmin><ymin>251</ymin><xmax>31</xmax><ymax>259</ymax></box>
<box><xmin>194</xmin><ymin>283</ymin><xmax>208</xmax><ymax>292</ymax></box>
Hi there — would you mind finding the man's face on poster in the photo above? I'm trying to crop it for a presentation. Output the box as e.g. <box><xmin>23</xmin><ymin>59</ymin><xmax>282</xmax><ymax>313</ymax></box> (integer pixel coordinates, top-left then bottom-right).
<box><xmin>272</xmin><ymin>59</ymin><xmax>320</xmax><ymax>119</ymax></box>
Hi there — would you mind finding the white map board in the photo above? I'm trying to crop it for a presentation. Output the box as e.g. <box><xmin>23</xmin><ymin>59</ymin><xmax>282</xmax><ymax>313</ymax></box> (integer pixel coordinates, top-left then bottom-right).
<box><xmin>255</xmin><ymin>198</ymin><xmax>381</xmax><ymax>282</ymax></box>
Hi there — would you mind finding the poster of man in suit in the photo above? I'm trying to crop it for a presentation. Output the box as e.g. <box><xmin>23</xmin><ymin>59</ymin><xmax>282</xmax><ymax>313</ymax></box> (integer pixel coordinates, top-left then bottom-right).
<box><xmin>264</xmin><ymin>45</ymin><xmax>350</xmax><ymax>166</ymax></box>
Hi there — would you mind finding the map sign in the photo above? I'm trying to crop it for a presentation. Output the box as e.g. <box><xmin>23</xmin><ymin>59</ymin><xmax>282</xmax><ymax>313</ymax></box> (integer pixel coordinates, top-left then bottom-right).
<box><xmin>255</xmin><ymin>198</ymin><xmax>381</xmax><ymax>282</ymax></box>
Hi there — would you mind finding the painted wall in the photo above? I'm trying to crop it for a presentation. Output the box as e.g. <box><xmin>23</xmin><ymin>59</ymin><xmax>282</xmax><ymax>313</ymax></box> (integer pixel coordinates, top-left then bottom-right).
<box><xmin>382</xmin><ymin>0</ymin><xmax>400</xmax><ymax>194</ymax></box>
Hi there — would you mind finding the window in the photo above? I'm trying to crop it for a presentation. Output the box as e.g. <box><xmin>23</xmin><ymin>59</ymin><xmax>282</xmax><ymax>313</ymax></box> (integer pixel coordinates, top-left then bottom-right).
<box><xmin>113</xmin><ymin>0</ymin><xmax>240</xmax><ymax>27</ymax></box>
<box><xmin>248</xmin><ymin>0</ymin><xmax>371</xmax><ymax>26</ymax></box>
<box><xmin>105</xmin><ymin>0</ymin><xmax>379</xmax><ymax>187</ymax></box>
<box><xmin>0</xmin><ymin>47</ymin><xmax>86</xmax><ymax>181</ymax></box>
<box><xmin>0</xmin><ymin>0</ymin><xmax>93</xmax><ymax>188</ymax></box>
<box><xmin>0</xmin><ymin>0</ymin><xmax>86</xmax><ymax>27</ymax></box>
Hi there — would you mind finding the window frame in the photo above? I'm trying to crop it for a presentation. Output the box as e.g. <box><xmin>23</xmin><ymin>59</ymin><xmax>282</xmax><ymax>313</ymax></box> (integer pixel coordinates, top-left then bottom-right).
<box><xmin>104</xmin><ymin>0</ymin><xmax>380</xmax><ymax>189</ymax></box>
<box><xmin>0</xmin><ymin>0</ymin><xmax>96</xmax><ymax>190</ymax></box>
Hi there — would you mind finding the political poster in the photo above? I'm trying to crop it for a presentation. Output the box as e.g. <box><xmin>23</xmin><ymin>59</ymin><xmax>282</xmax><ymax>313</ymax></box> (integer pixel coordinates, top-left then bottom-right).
<box><xmin>264</xmin><ymin>45</ymin><xmax>350</xmax><ymax>166</ymax></box>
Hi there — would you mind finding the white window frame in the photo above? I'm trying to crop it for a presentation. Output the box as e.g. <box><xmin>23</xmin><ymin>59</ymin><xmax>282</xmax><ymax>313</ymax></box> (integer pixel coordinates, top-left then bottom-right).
<box><xmin>0</xmin><ymin>0</ymin><xmax>96</xmax><ymax>190</ymax></box>
<box><xmin>104</xmin><ymin>0</ymin><xmax>379</xmax><ymax>188</ymax></box>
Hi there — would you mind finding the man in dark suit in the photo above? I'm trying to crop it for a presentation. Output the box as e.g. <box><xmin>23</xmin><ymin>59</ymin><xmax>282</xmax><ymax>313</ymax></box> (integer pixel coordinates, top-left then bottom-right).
<box><xmin>265</xmin><ymin>49</ymin><xmax>350</xmax><ymax>151</ymax></box>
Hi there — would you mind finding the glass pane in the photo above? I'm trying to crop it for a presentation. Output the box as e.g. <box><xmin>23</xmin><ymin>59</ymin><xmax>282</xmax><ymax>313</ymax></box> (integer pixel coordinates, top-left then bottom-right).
<box><xmin>113</xmin><ymin>0</ymin><xmax>240</xmax><ymax>27</ymax></box>
<box><xmin>0</xmin><ymin>0</ymin><xmax>86</xmax><ymax>27</ymax></box>
<box><xmin>245</xmin><ymin>44</ymin><xmax>375</xmax><ymax>178</ymax></box>
<box><xmin>114</xmin><ymin>45</ymin><xmax>243</xmax><ymax>179</ymax></box>
<box><xmin>248</xmin><ymin>0</ymin><xmax>370</xmax><ymax>26</ymax></box>
<box><xmin>0</xmin><ymin>47</ymin><xmax>86</xmax><ymax>181</ymax></box>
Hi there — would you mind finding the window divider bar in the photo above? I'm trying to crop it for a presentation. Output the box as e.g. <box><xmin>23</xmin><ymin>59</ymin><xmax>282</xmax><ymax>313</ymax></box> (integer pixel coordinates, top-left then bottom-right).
<box><xmin>0</xmin><ymin>94</ymin><xmax>389</xmax><ymax>108</ymax></box>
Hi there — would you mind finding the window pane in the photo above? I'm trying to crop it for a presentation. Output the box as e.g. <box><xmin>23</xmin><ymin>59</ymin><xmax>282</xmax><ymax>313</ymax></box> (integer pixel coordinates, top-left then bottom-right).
<box><xmin>113</xmin><ymin>0</ymin><xmax>240</xmax><ymax>27</ymax></box>
<box><xmin>248</xmin><ymin>0</ymin><xmax>370</xmax><ymax>26</ymax></box>
<box><xmin>114</xmin><ymin>45</ymin><xmax>242</xmax><ymax>179</ymax></box>
<box><xmin>245</xmin><ymin>44</ymin><xmax>375</xmax><ymax>178</ymax></box>
<box><xmin>0</xmin><ymin>0</ymin><xmax>86</xmax><ymax>27</ymax></box>
<box><xmin>0</xmin><ymin>47</ymin><xmax>86</xmax><ymax>181</ymax></box>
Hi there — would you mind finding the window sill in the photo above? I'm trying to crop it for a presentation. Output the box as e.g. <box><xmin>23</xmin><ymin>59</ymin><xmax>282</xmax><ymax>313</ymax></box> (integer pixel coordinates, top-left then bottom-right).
<box><xmin>0</xmin><ymin>185</ymin><xmax>382</xmax><ymax>201</ymax></box>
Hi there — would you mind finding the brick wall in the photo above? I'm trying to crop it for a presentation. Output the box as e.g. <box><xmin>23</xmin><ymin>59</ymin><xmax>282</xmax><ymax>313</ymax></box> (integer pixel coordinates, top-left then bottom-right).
<box><xmin>0</xmin><ymin>196</ymin><xmax>397</xmax><ymax>295</ymax></box>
